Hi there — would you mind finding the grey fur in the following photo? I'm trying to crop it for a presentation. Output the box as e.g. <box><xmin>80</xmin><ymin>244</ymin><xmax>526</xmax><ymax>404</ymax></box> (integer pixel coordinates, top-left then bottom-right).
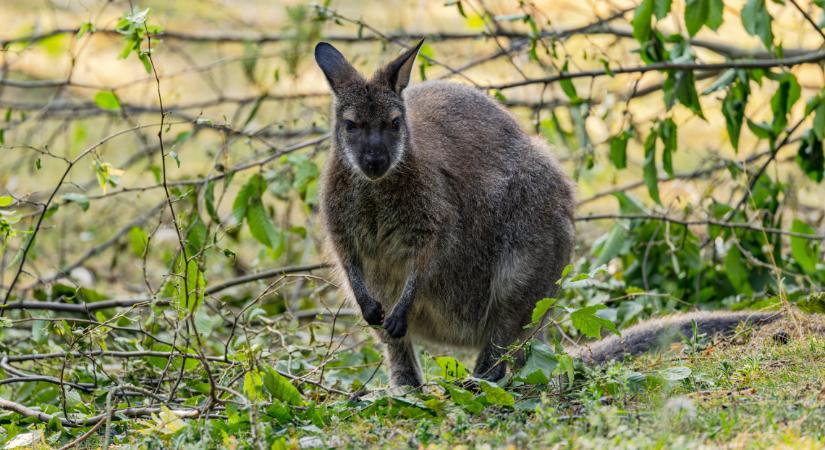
<box><xmin>314</xmin><ymin>42</ymin><xmax>781</xmax><ymax>387</ymax></box>
<box><xmin>316</xmin><ymin>42</ymin><xmax>574</xmax><ymax>386</ymax></box>
<box><xmin>572</xmin><ymin>310</ymin><xmax>782</xmax><ymax>364</ymax></box>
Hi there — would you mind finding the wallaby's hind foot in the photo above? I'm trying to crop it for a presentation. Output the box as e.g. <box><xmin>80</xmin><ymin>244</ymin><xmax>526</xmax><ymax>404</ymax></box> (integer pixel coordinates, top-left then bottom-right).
<box><xmin>473</xmin><ymin>343</ymin><xmax>508</xmax><ymax>382</ymax></box>
<box><xmin>384</xmin><ymin>336</ymin><xmax>423</xmax><ymax>387</ymax></box>
<box><xmin>472</xmin><ymin>326</ymin><xmax>528</xmax><ymax>382</ymax></box>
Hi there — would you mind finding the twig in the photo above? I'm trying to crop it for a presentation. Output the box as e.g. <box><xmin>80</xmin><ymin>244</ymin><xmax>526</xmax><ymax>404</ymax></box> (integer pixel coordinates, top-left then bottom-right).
<box><xmin>485</xmin><ymin>50</ymin><xmax>825</xmax><ymax>90</ymax></box>
<box><xmin>0</xmin><ymin>396</ymin><xmax>204</xmax><ymax>427</ymax></box>
<box><xmin>576</xmin><ymin>213</ymin><xmax>825</xmax><ymax>240</ymax></box>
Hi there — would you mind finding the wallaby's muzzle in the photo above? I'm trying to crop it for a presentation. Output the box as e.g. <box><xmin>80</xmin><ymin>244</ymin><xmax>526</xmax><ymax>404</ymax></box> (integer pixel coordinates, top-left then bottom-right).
<box><xmin>359</xmin><ymin>151</ymin><xmax>392</xmax><ymax>179</ymax></box>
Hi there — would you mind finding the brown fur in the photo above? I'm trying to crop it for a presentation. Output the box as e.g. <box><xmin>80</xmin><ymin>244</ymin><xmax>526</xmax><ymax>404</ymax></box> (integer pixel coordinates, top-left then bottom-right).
<box><xmin>315</xmin><ymin>42</ymin><xmax>574</xmax><ymax>386</ymax></box>
<box><xmin>313</xmin><ymin>41</ymin><xmax>807</xmax><ymax>387</ymax></box>
<box><xmin>573</xmin><ymin>309</ymin><xmax>825</xmax><ymax>364</ymax></box>
<box><xmin>572</xmin><ymin>311</ymin><xmax>782</xmax><ymax>364</ymax></box>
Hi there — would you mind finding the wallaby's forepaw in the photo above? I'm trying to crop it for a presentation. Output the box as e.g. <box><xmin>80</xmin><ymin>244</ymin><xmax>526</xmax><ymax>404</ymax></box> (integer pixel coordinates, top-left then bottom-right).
<box><xmin>361</xmin><ymin>302</ymin><xmax>384</xmax><ymax>326</ymax></box>
<box><xmin>383</xmin><ymin>312</ymin><xmax>407</xmax><ymax>338</ymax></box>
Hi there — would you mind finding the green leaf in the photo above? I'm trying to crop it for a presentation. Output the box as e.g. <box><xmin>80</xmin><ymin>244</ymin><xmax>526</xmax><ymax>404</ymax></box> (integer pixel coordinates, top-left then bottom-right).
<box><xmin>93</xmin><ymin>91</ymin><xmax>121</xmax><ymax>111</ymax></box>
<box><xmin>702</xmin><ymin>69</ymin><xmax>736</xmax><ymax>95</ymax></box>
<box><xmin>0</xmin><ymin>195</ymin><xmax>13</xmax><ymax>207</ymax></box>
<box><xmin>654</xmin><ymin>0</ymin><xmax>672</xmax><ymax>19</ymax></box>
<box><xmin>263</xmin><ymin>367</ymin><xmax>303</xmax><ymax>405</ymax></box>
<box><xmin>442</xmin><ymin>382</ymin><xmax>485</xmax><ymax>414</ymax></box>
<box><xmin>60</xmin><ymin>193</ymin><xmax>89</xmax><ymax>211</ymax></box>
<box><xmin>242</xmin><ymin>41</ymin><xmax>260</xmax><ymax>83</ymax></box>
<box><xmin>479</xmin><ymin>380</ymin><xmax>514</xmax><ymax>407</ymax></box>
<box><xmin>185</xmin><ymin>214</ymin><xmax>207</xmax><ymax>256</ymax></box>
<box><xmin>243</xmin><ymin>370</ymin><xmax>264</xmax><ymax>402</ymax></box>
<box><xmin>232</xmin><ymin>174</ymin><xmax>265</xmax><ymax>225</ymax></box>
<box><xmin>798</xmin><ymin>292</ymin><xmax>825</xmax><ymax>314</ymax></box>
<box><xmin>632</xmin><ymin>0</ymin><xmax>655</xmax><ymax>43</ymax></box>
<box><xmin>38</xmin><ymin>34</ymin><xmax>68</xmax><ymax>57</ymax></box>
<box><xmin>659</xmin><ymin>118</ymin><xmax>677</xmax><ymax>177</ymax></box>
<box><xmin>242</xmin><ymin>95</ymin><xmax>265</xmax><ymax>130</ymax></box>
<box><xmin>516</xmin><ymin>341</ymin><xmax>559</xmax><ymax>385</ymax></box>
<box><xmin>724</xmin><ymin>246</ymin><xmax>752</xmax><ymax>294</ymax></box>
<box><xmin>723</xmin><ymin>79</ymin><xmax>749</xmax><ymax>151</ymax></box>
<box><xmin>128</xmin><ymin>226</ymin><xmax>148</xmax><ymax>257</ymax></box>
<box><xmin>266</xmin><ymin>400</ymin><xmax>293</xmax><ymax>424</ymax></box>
<box><xmin>594</xmin><ymin>223</ymin><xmax>628</xmax><ymax>266</ymax></box>
<box><xmin>790</xmin><ymin>219</ymin><xmax>819</xmax><ymax>275</ymax></box>
<box><xmin>661</xmin><ymin>366</ymin><xmax>692</xmax><ymax>381</ymax></box>
<box><xmin>77</xmin><ymin>22</ymin><xmax>95</xmax><ymax>39</ymax></box>
<box><xmin>530</xmin><ymin>297</ymin><xmax>557</xmax><ymax>325</ymax></box>
<box><xmin>609</xmin><ymin>130</ymin><xmax>631</xmax><ymax>169</ymax></box>
<box><xmin>246</xmin><ymin>200</ymin><xmax>280</xmax><ymax>251</ymax></box>
<box><xmin>570</xmin><ymin>304</ymin><xmax>619</xmax><ymax>339</ymax></box>
<box><xmin>615</xmin><ymin>192</ymin><xmax>647</xmax><ymax>214</ymax></box>
<box><xmin>32</xmin><ymin>320</ymin><xmax>48</xmax><ymax>344</ymax></box>
<box><xmin>741</xmin><ymin>0</ymin><xmax>774</xmax><ymax>48</ymax></box>
<box><xmin>747</xmin><ymin>119</ymin><xmax>775</xmax><ymax>140</ymax></box>
<box><xmin>814</xmin><ymin>101</ymin><xmax>825</xmax><ymax>141</ymax></box>
<box><xmin>204</xmin><ymin>180</ymin><xmax>220</xmax><ymax>223</ymax></box>
<box><xmin>177</xmin><ymin>260</ymin><xmax>205</xmax><ymax>315</ymax></box>
<box><xmin>797</xmin><ymin>130</ymin><xmax>824</xmax><ymax>182</ymax></box>
<box><xmin>555</xmin><ymin>353</ymin><xmax>575</xmax><ymax>384</ymax></box>
<box><xmin>684</xmin><ymin>0</ymin><xmax>709</xmax><ymax>36</ymax></box>
<box><xmin>434</xmin><ymin>356</ymin><xmax>467</xmax><ymax>381</ymax></box>
<box><xmin>770</xmin><ymin>72</ymin><xmax>801</xmax><ymax>134</ymax></box>
<box><xmin>643</xmin><ymin>131</ymin><xmax>661</xmax><ymax>204</ymax></box>
<box><xmin>559</xmin><ymin>62</ymin><xmax>580</xmax><ymax>103</ymax></box>
<box><xmin>664</xmin><ymin>69</ymin><xmax>704</xmax><ymax>118</ymax></box>
<box><xmin>287</xmin><ymin>154</ymin><xmax>321</xmax><ymax>201</ymax></box>
<box><xmin>707</xmin><ymin>0</ymin><xmax>724</xmax><ymax>29</ymax></box>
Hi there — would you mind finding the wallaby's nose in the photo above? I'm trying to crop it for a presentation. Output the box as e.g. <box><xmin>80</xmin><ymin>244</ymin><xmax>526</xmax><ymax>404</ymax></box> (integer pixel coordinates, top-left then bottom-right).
<box><xmin>360</xmin><ymin>152</ymin><xmax>390</xmax><ymax>179</ymax></box>
<box><xmin>367</xmin><ymin>130</ymin><xmax>383</xmax><ymax>148</ymax></box>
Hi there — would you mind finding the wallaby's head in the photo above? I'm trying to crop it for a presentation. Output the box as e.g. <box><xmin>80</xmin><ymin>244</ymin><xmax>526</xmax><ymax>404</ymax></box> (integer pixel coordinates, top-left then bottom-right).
<box><xmin>314</xmin><ymin>40</ymin><xmax>424</xmax><ymax>180</ymax></box>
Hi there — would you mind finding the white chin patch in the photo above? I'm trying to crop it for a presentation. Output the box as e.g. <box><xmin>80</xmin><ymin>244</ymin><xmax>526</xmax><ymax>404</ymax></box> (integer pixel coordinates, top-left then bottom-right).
<box><xmin>341</xmin><ymin>143</ymin><xmax>360</xmax><ymax>171</ymax></box>
<box><xmin>385</xmin><ymin>141</ymin><xmax>405</xmax><ymax>173</ymax></box>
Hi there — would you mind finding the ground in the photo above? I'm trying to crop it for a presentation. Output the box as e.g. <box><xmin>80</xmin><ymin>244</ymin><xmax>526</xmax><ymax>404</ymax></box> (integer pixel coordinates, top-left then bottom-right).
<box><xmin>324</xmin><ymin>317</ymin><xmax>825</xmax><ymax>449</ymax></box>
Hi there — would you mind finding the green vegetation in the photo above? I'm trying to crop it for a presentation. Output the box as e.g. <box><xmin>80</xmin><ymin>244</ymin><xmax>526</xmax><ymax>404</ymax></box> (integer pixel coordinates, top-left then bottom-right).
<box><xmin>0</xmin><ymin>0</ymin><xmax>824</xmax><ymax>448</ymax></box>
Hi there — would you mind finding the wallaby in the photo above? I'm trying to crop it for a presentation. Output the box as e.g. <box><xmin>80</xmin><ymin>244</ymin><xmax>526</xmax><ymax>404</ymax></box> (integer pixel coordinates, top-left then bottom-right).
<box><xmin>314</xmin><ymin>40</ymin><xmax>785</xmax><ymax>387</ymax></box>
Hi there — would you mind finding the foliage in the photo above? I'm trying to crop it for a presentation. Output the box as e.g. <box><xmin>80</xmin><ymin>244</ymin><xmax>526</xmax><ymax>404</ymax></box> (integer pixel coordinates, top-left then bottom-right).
<box><xmin>0</xmin><ymin>0</ymin><xmax>823</xmax><ymax>447</ymax></box>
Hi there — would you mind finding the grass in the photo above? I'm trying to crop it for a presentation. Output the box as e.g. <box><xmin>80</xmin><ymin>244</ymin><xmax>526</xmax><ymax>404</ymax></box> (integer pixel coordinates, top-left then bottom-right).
<box><xmin>324</xmin><ymin>331</ymin><xmax>825</xmax><ymax>449</ymax></box>
<box><xmin>3</xmin><ymin>313</ymin><xmax>824</xmax><ymax>449</ymax></box>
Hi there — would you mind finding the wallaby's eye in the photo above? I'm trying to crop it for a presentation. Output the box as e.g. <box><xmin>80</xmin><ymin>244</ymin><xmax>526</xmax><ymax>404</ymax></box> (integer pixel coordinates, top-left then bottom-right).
<box><xmin>391</xmin><ymin>118</ymin><xmax>401</xmax><ymax>130</ymax></box>
<box><xmin>343</xmin><ymin>120</ymin><xmax>357</xmax><ymax>132</ymax></box>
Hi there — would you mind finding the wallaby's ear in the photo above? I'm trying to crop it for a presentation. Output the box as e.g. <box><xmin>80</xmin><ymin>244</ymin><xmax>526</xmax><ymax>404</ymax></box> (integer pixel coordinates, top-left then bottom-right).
<box><xmin>381</xmin><ymin>39</ymin><xmax>425</xmax><ymax>94</ymax></box>
<box><xmin>314</xmin><ymin>42</ymin><xmax>360</xmax><ymax>95</ymax></box>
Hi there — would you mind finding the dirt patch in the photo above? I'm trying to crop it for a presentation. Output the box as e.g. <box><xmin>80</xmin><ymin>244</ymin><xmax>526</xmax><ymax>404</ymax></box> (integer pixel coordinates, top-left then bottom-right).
<box><xmin>748</xmin><ymin>310</ymin><xmax>825</xmax><ymax>347</ymax></box>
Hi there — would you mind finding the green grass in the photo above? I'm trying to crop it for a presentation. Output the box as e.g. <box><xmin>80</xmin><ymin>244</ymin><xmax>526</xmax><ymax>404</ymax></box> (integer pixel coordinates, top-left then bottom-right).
<box><xmin>3</xmin><ymin>323</ymin><xmax>824</xmax><ymax>449</ymax></box>
<box><xmin>323</xmin><ymin>337</ymin><xmax>825</xmax><ymax>449</ymax></box>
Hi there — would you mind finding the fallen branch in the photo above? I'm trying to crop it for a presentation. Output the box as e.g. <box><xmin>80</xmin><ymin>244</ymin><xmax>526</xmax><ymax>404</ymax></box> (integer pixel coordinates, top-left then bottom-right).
<box><xmin>0</xmin><ymin>397</ymin><xmax>205</xmax><ymax>427</ymax></box>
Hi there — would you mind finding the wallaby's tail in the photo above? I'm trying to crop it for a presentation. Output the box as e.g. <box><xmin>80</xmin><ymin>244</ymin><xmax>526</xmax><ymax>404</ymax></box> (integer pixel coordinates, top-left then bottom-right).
<box><xmin>570</xmin><ymin>311</ymin><xmax>783</xmax><ymax>365</ymax></box>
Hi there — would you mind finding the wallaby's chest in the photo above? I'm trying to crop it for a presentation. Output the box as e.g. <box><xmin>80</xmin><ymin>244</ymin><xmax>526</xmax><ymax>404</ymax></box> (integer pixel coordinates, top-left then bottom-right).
<box><xmin>327</xmin><ymin>182</ymin><xmax>432</xmax><ymax>302</ymax></box>
<box><xmin>344</xmin><ymin>185</ymin><xmax>428</xmax><ymax>261</ymax></box>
